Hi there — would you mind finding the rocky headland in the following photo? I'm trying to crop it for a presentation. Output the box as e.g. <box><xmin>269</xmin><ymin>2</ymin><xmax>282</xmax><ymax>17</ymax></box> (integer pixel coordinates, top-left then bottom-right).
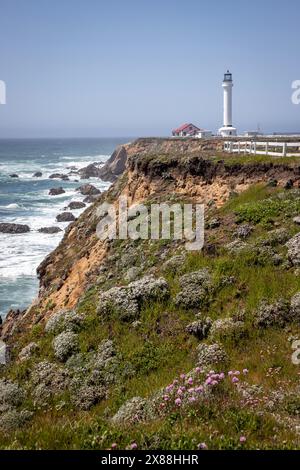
<box><xmin>1</xmin><ymin>137</ymin><xmax>300</xmax><ymax>450</ymax></box>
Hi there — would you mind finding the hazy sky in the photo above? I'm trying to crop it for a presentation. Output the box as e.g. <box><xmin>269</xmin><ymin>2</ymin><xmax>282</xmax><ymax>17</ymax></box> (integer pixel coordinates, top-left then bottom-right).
<box><xmin>0</xmin><ymin>0</ymin><xmax>300</xmax><ymax>137</ymax></box>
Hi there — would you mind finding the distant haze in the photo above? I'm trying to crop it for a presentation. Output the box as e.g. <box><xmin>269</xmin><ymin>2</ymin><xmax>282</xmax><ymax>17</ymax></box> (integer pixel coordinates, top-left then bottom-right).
<box><xmin>0</xmin><ymin>0</ymin><xmax>300</xmax><ymax>137</ymax></box>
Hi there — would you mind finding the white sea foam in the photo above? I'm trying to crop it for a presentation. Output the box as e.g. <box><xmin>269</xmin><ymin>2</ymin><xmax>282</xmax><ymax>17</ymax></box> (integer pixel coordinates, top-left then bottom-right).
<box><xmin>0</xmin><ymin>148</ymin><xmax>113</xmax><ymax>318</ymax></box>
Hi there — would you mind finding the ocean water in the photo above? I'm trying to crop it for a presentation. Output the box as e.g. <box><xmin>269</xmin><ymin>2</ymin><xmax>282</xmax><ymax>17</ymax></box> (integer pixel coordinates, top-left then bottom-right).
<box><xmin>0</xmin><ymin>138</ymin><xmax>130</xmax><ymax>320</ymax></box>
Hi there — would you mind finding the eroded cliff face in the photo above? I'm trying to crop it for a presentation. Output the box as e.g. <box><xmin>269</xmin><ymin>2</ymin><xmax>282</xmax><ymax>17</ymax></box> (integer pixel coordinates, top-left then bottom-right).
<box><xmin>9</xmin><ymin>138</ymin><xmax>300</xmax><ymax>329</ymax></box>
<box><xmin>2</xmin><ymin>138</ymin><xmax>300</xmax><ymax>449</ymax></box>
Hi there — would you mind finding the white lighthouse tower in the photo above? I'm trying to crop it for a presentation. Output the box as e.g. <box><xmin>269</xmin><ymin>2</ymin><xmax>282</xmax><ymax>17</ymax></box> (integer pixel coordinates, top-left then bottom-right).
<box><xmin>219</xmin><ymin>70</ymin><xmax>237</xmax><ymax>137</ymax></box>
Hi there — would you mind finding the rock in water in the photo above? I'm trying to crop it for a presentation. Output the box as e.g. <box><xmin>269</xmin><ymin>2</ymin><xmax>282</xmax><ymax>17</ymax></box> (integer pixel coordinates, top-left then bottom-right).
<box><xmin>33</xmin><ymin>171</ymin><xmax>42</xmax><ymax>177</ymax></box>
<box><xmin>9</xmin><ymin>174</ymin><xmax>19</xmax><ymax>178</ymax></box>
<box><xmin>0</xmin><ymin>223</ymin><xmax>30</xmax><ymax>234</ymax></box>
<box><xmin>56</xmin><ymin>212</ymin><xmax>76</xmax><ymax>222</ymax></box>
<box><xmin>68</xmin><ymin>201</ymin><xmax>86</xmax><ymax>210</ymax></box>
<box><xmin>76</xmin><ymin>184</ymin><xmax>101</xmax><ymax>196</ymax></box>
<box><xmin>78</xmin><ymin>164</ymin><xmax>102</xmax><ymax>179</ymax></box>
<box><xmin>49</xmin><ymin>173</ymin><xmax>69</xmax><ymax>180</ymax></box>
<box><xmin>49</xmin><ymin>187</ymin><xmax>65</xmax><ymax>196</ymax></box>
<box><xmin>38</xmin><ymin>227</ymin><xmax>62</xmax><ymax>234</ymax></box>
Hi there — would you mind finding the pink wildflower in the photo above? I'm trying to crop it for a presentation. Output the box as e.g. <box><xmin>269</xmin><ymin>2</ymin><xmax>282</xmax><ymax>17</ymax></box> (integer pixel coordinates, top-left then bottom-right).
<box><xmin>175</xmin><ymin>398</ymin><xmax>182</xmax><ymax>406</ymax></box>
<box><xmin>243</xmin><ymin>369</ymin><xmax>249</xmax><ymax>375</ymax></box>
<box><xmin>232</xmin><ymin>376</ymin><xmax>239</xmax><ymax>384</ymax></box>
<box><xmin>197</xmin><ymin>442</ymin><xmax>208</xmax><ymax>450</ymax></box>
<box><xmin>195</xmin><ymin>386</ymin><xmax>204</xmax><ymax>393</ymax></box>
<box><xmin>111</xmin><ymin>443</ymin><xmax>117</xmax><ymax>449</ymax></box>
<box><xmin>240</xmin><ymin>436</ymin><xmax>247</xmax><ymax>443</ymax></box>
<box><xmin>130</xmin><ymin>442</ymin><xmax>138</xmax><ymax>450</ymax></box>
<box><xmin>180</xmin><ymin>374</ymin><xmax>186</xmax><ymax>380</ymax></box>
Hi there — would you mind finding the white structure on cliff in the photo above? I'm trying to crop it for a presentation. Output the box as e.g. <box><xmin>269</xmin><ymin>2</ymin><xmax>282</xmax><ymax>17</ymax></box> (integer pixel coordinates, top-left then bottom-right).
<box><xmin>218</xmin><ymin>71</ymin><xmax>237</xmax><ymax>137</ymax></box>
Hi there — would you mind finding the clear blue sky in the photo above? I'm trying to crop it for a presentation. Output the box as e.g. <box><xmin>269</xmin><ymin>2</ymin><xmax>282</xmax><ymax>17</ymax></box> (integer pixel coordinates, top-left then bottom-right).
<box><xmin>0</xmin><ymin>0</ymin><xmax>299</xmax><ymax>137</ymax></box>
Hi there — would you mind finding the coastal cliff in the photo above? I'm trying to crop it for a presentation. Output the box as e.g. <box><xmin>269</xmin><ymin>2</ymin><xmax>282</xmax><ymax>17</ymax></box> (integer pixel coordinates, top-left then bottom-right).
<box><xmin>1</xmin><ymin>138</ymin><xmax>300</xmax><ymax>449</ymax></box>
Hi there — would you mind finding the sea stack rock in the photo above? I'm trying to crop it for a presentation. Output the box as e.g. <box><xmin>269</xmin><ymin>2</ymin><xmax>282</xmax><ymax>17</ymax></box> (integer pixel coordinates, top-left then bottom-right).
<box><xmin>49</xmin><ymin>187</ymin><xmax>65</xmax><ymax>196</ymax></box>
<box><xmin>79</xmin><ymin>163</ymin><xmax>102</xmax><ymax>179</ymax></box>
<box><xmin>0</xmin><ymin>223</ymin><xmax>30</xmax><ymax>234</ymax></box>
<box><xmin>56</xmin><ymin>212</ymin><xmax>76</xmax><ymax>222</ymax></box>
<box><xmin>68</xmin><ymin>201</ymin><xmax>86</xmax><ymax>210</ymax></box>
<box><xmin>98</xmin><ymin>145</ymin><xmax>128</xmax><ymax>182</ymax></box>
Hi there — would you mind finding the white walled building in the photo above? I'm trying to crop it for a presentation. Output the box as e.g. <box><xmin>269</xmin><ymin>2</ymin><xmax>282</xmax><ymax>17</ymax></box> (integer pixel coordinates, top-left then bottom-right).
<box><xmin>172</xmin><ymin>123</ymin><xmax>212</xmax><ymax>138</ymax></box>
<box><xmin>218</xmin><ymin>71</ymin><xmax>237</xmax><ymax>137</ymax></box>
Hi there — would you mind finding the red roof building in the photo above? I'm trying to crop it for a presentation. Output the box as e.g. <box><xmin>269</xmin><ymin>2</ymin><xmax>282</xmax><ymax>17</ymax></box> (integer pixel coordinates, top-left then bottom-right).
<box><xmin>172</xmin><ymin>123</ymin><xmax>201</xmax><ymax>137</ymax></box>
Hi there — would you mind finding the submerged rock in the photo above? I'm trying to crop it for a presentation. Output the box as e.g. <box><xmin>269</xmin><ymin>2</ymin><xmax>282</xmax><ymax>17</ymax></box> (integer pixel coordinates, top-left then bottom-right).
<box><xmin>56</xmin><ymin>212</ymin><xmax>76</xmax><ymax>222</ymax></box>
<box><xmin>9</xmin><ymin>173</ymin><xmax>19</xmax><ymax>178</ymax></box>
<box><xmin>33</xmin><ymin>171</ymin><xmax>42</xmax><ymax>177</ymax></box>
<box><xmin>49</xmin><ymin>187</ymin><xmax>65</xmax><ymax>196</ymax></box>
<box><xmin>49</xmin><ymin>173</ymin><xmax>69</xmax><ymax>180</ymax></box>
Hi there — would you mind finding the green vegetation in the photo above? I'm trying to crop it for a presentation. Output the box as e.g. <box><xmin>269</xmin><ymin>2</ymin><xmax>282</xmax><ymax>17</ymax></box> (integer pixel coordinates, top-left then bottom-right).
<box><xmin>1</xmin><ymin>184</ymin><xmax>300</xmax><ymax>450</ymax></box>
